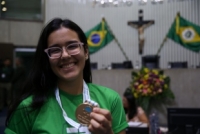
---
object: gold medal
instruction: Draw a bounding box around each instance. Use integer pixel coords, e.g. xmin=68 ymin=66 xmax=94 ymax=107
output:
xmin=75 ymin=102 xmax=94 ymax=126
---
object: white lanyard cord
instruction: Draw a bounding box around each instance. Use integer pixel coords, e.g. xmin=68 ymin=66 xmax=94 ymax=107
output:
xmin=83 ymin=81 xmax=90 ymax=102
xmin=55 ymin=80 xmax=91 ymax=129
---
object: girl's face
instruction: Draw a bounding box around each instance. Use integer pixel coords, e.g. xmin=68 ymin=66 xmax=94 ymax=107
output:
xmin=47 ymin=27 xmax=88 ymax=83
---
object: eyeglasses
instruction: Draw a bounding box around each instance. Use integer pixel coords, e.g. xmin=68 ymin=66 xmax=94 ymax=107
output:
xmin=44 ymin=42 xmax=84 ymax=59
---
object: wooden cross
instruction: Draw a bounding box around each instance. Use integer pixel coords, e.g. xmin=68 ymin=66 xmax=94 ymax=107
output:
xmin=128 ymin=9 xmax=154 ymax=54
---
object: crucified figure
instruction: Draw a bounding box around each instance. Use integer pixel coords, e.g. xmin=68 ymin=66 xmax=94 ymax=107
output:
xmin=128 ymin=9 xmax=154 ymax=54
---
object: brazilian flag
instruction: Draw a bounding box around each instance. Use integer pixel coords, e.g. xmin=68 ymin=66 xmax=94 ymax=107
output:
xmin=85 ymin=19 xmax=114 ymax=54
xmin=167 ymin=14 xmax=200 ymax=52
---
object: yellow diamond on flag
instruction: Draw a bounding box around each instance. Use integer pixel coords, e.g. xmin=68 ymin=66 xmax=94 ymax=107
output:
xmin=85 ymin=19 xmax=114 ymax=54
xmin=167 ymin=14 xmax=200 ymax=52
xmin=87 ymin=31 xmax=107 ymax=47
xmin=179 ymin=26 xmax=200 ymax=43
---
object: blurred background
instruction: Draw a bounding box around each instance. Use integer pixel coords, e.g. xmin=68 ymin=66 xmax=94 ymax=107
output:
xmin=0 ymin=0 xmax=200 ymax=133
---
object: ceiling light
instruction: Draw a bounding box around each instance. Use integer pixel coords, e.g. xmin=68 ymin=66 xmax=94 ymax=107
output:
xmin=2 ymin=7 xmax=7 ymax=12
xmin=1 ymin=1 xmax=5 ymax=5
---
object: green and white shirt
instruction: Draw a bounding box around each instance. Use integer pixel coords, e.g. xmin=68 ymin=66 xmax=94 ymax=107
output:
xmin=5 ymin=83 xmax=128 ymax=134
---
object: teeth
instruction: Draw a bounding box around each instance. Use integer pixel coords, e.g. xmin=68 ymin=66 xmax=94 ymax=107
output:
xmin=62 ymin=63 xmax=74 ymax=68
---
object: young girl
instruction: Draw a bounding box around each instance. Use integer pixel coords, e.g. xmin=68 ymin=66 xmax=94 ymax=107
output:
xmin=123 ymin=88 xmax=149 ymax=126
xmin=5 ymin=18 xmax=128 ymax=134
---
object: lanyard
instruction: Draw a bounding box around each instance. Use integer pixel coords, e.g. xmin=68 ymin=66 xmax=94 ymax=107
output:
xmin=55 ymin=80 xmax=97 ymax=129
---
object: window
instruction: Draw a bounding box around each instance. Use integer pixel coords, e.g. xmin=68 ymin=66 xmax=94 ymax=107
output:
xmin=14 ymin=47 xmax=36 ymax=70
xmin=0 ymin=0 xmax=43 ymax=21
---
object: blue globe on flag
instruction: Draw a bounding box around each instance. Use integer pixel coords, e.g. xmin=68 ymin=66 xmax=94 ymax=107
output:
xmin=91 ymin=33 xmax=101 ymax=44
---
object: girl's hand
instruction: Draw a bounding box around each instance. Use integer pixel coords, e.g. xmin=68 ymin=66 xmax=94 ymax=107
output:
xmin=88 ymin=107 xmax=113 ymax=134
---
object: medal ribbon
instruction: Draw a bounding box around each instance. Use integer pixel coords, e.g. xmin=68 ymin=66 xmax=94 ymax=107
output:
xmin=55 ymin=80 xmax=97 ymax=129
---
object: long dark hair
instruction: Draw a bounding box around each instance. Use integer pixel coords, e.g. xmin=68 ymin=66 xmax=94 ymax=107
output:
xmin=123 ymin=88 xmax=137 ymax=120
xmin=6 ymin=18 xmax=92 ymax=125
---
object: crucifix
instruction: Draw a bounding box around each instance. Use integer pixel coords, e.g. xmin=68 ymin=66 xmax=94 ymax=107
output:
xmin=128 ymin=9 xmax=154 ymax=54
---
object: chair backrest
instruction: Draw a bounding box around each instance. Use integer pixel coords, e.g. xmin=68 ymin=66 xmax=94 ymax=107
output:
xmin=142 ymin=55 xmax=160 ymax=69
xmin=123 ymin=61 xmax=133 ymax=69
xmin=111 ymin=61 xmax=133 ymax=69
xmin=169 ymin=61 xmax=188 ymax=68
xmin=90 ymin=62 xmax=98 ymax=70
xmin=111 ymin=63 xmax=124 ymax=69
xmin=126 ymin=127 xmax=149 ymax=134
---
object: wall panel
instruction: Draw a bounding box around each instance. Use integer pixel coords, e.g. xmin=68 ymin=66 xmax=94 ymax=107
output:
xmin=45 ymin=0 xmax=200 ymax=69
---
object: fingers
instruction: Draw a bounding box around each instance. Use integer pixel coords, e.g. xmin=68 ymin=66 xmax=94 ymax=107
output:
xmin=92 ymin=107 xmax=112 ymax=121
xmin=88 ymin=119 xmax=107 ymax=134
xmin=88 ymin=108 xmax=113 ymax=134
xmin=88 ymin=118 xmax=112 ymax=134
xmin=91 ymin=110 xmax=111 ymax=127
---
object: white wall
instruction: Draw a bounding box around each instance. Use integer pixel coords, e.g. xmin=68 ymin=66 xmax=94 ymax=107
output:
xmin=92 ymin=68 xmax=200 ymax=125
xmin=0 ymin=20 xmax=43 ymax=46
xmin=45 ymin=0 xmax=200 ymax=69
xmin=0 ymin=0 xmax=199 ymax=68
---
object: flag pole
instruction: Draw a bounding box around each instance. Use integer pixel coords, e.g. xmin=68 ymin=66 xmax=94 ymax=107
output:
xmin=156 ymin=12 xmax=180 ymax=55
xmin=156 ymin=37 xmax=168 ymax=55
xmin=102 ymin=18 xmax=129 ymax=61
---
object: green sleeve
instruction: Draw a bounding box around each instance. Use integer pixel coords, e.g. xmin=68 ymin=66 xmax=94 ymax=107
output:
xmin=111 ymin=93 xmax=128 ymax=134
xmin=5 ymin=102 xmax=32 ymax=134
xmin=4 ymin=128 xmax=17 ymax=134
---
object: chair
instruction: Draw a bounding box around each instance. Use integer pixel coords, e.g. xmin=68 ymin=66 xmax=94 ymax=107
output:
xmin=142 ymin=55 xmax=159 ymax=69
xmin=123 ymin=61 xmax=133 ymax=69
xmin=111 ymin=63 xmax=124 ymax=69
xmin=111 ymin=61 xmax=133 ymax=69
xmin=90 ymin=62 xmax=98 ymax=70
xmin=169 ymin=61 xmax=187 ymax=68
xmin=126 ymin=127 xmax=149 ymax=134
